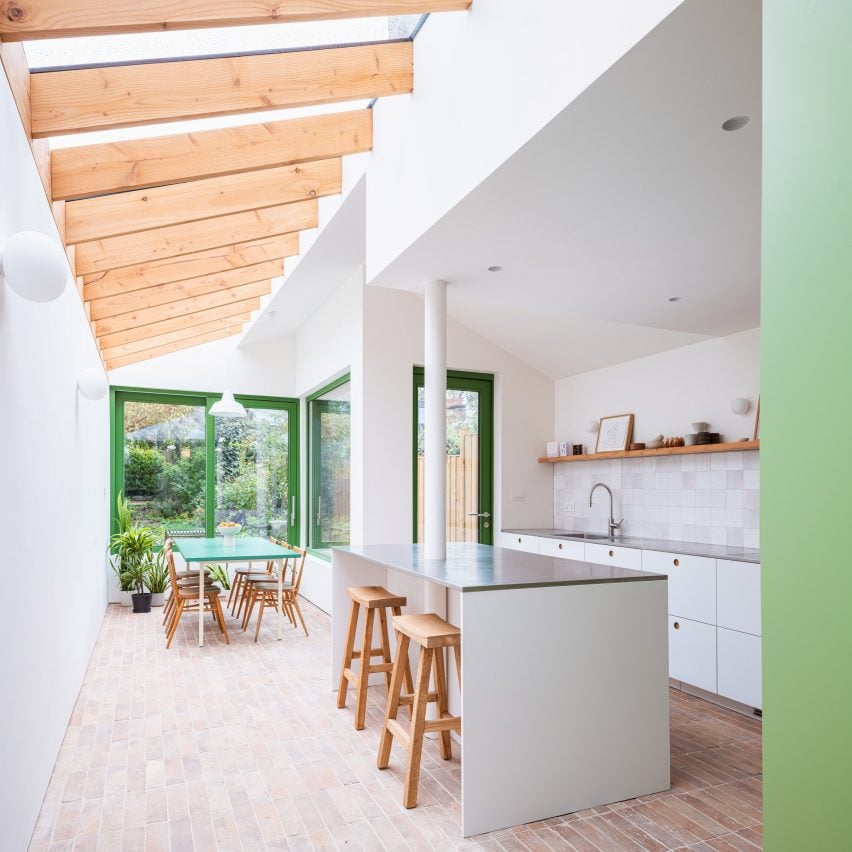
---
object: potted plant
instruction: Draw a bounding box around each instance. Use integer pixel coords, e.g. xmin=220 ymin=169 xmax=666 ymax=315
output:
xmin=110 ymin=525 xmax=158 ymax=613
xmin=145 ymin=551 xmax=169 ymax=607
xmin=110 ymin=493 xmax=136 ymax=605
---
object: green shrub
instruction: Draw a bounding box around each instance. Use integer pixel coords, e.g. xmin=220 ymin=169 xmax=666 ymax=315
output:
xmin=125 ymin=444 xmax=164 ymax=498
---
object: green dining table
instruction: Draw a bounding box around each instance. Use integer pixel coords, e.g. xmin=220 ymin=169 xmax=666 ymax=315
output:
xmin=174 ymin=536 xmax=301 ymax=646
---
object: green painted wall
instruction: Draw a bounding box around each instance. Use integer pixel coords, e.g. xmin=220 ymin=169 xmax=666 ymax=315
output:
xmin=762 ymin=3 xmax=852 ymax=848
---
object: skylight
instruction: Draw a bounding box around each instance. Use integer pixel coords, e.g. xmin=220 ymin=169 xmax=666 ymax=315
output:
xmin=24 ymin=15 xmax=424 ymax=69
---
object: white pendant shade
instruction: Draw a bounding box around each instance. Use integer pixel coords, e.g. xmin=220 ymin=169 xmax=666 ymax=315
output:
xmin=77 ymin=367 xmax=108 ymax=400
xmin=0 ymin=230 xmax=68 ymax=303
xmin=210 ymin=390 xmax=247 ymax=418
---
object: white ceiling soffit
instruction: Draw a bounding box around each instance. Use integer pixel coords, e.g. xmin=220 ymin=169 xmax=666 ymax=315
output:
xmin=242 ymin=173 xmax=367 ymax=346
xmin=367 ymin=0 xmax=761 ymax=379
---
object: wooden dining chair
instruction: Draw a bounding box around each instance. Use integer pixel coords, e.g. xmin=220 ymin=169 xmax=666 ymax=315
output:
xmin=162 ymin=541 xmax=229 ymax=648
xmin=241 ymin=542 xmax=309 ymax=641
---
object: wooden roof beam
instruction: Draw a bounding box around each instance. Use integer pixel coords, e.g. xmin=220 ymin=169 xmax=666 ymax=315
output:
xmin=31 ymin=42 xmax=412 ymax=137
xmin=102 ymin=313 xmax=252 ymax=363
xmin=106 ymin=324 xmax=245 ymax=370
xmin=51 ymin=109 xmax=371 ymax=201
xmin=75 ymin=199 xmax=317 ymax=275
xmin=97 ymin=297 xmax=260 ymax=350
xmin=1 ymin=1 xmax=471 ymax=41
xmin=93 ymin=280 xmax=271 ymax=337
xmin=82 ymin=234 xmax=299 ymax=301
xmin=66 ymin=157 xmax=340 ymax=242
xmin=87 ymin=259 xmax=284 ymax=321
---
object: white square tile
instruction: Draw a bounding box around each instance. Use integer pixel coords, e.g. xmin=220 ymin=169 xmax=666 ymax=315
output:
xmin=743 ymin=469 xmax=760 ymax=490
xmin=711 ymin=490 xmax=726 ymax=508
xmin=726 ymin=491 xmax=743 ymax=509
xmin=725 ymin=451 xmax=744 ymax=470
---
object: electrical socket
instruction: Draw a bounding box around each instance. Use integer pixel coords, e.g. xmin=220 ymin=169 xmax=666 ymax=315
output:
xmin=565 ymin=502 xmax=575 ymax=512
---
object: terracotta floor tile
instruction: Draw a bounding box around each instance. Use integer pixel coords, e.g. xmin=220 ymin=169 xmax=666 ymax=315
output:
xmin=28 ymin=602 xmax=763 ymax=851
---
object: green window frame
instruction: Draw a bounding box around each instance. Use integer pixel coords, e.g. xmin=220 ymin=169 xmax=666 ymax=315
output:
xmin=307 ymin=373 xmax=352 ymax=553
xmin=412 ymin=368 xmax=494 ymax=545
xmin=110 ymin=385 xmax=300 ymax=543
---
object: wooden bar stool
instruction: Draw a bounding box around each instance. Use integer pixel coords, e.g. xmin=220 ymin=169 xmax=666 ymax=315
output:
xmin=337 ymin=586 xmax=412 ymax=730
xmin=377 ymin=613 xmax=461 ymax=809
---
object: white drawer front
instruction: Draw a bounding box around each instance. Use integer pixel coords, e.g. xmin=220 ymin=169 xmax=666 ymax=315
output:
xmin=584 ymin=542 xmax=642 ymax=571
xmin=538 ymin=537 xmax=584 ymax=560
xmin=498 ymin=533 xmax=541 ymax=553
xmin=718 ymin=628 xmax=762 ymax=709
xmin=669 ymin=616 xmax=717 ymax=693
xmin=644 ymin=550 xmax=716 ymax=625
xmin=717 ymin=560 xmax=761 ymax=636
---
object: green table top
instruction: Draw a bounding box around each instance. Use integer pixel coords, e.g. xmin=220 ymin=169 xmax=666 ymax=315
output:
xmin=174 ymin=536 xmax=299 ymax=562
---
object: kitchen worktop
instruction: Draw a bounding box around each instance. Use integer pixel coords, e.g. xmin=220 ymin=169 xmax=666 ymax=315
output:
xmin=333 ymin=542 xmax=664 ymax=592
xmin=503 ymin=529 xmax=761 ymax=563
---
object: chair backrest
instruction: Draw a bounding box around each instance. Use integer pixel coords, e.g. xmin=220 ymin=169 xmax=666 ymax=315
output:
xmin=163 ymin=539 xmax=178 ymax=588
xmin=269 ymin=536 xmax=304 ymax=589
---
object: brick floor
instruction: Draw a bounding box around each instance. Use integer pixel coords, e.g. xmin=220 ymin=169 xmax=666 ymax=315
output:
xmin=30 ymin=599 xmax=763 ymax=851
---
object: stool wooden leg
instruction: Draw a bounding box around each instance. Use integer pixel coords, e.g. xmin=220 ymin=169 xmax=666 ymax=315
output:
xmin=337 ymin=601 xmax=360 ymax=709
xmin=378 ymin=606 xmax=393 ymax=690
xmin=355 ymin=608 xmax=375 ymax=730
xmin=392 ymin=606 xmax=415 ymax=697
xmin=433 ymin=648 xmax=453 ymax=760
xmin=404 ymin=647 xmax=434 ymax=809
xmin=377 ymin=632 xmax=410 ymax=769
xmin=453 ymin=643 xmax=462 ymax=687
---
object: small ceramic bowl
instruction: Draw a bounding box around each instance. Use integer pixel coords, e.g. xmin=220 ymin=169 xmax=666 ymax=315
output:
xmin=691 ymin=421 xmax=710 ymax=433
xmin=646 ymin=439 xmax=664 ymax=449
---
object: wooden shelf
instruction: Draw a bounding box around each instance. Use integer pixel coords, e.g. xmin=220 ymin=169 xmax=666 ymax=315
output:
xmin=538 ymin=439 xmax=760 ymax=464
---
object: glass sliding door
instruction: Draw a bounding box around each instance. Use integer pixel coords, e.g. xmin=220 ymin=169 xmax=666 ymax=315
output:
xmin=120 ymin=398 xmax=207 ymax=539
xmin=413 ymin=369 xmax=494 ymax=545
xmin=309 ymin=376 xmax=351 ymax=551
xmin=214 ymin=403 xmax=296 ymax=541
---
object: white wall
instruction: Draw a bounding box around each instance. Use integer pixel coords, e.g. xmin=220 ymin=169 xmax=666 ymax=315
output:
xmin=555 ymin=328 xmax=760 ymax=447
xmin=360 ymin=287 xmax=554 ymax=545
xmin=367 ymin=0 xmax=683 ymax=280
xmin=108 ymin=333 xmax=299 ymax=397
xmin=0 ymin=71 xmax=110 ymax=850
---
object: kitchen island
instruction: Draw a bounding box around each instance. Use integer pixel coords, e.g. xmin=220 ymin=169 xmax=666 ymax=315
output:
xmin=332 ymin=543 xmax=670 ymax=836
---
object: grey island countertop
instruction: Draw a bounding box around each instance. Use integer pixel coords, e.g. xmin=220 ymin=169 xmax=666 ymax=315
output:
xmin=503 ymin=529 xmax=760 ymax=564
xmin=333 ymin=542 xmax=664 ymax=592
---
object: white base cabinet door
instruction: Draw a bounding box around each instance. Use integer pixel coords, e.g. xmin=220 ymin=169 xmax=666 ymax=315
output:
xmin=717 ymin=628 xmax=762 ymax=709
xmin=644 ymin=551 xmax=716 ymax=626
xmin=669 ymin=616 xmax=717 ymax=693
xmin=584 ymin=543 xmax=643 ymax=571
xmin=538 ymin=537 xmax=584 ymax=560
xmin=498 ymin=533 xmax=541 ymax=553
xmin=717 ymin=560 xmax=761 ymax=636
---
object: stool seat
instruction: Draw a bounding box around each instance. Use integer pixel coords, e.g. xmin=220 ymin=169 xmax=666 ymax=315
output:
xmin=348 ymin=586 xmax=407 ymax=610
xmin=392 ymin=613 xmax=461 ymax=648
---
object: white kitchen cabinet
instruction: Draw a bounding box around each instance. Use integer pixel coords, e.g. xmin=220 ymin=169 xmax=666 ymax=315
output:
xmin=584 ymin=542 xmax=643 ymax=571
xmin=718 ymin=628 xmax=762 ymax=708
xmin=538 ymin=537 xmax=585 ymax=560
xmin=717 ymin=560 xmax=761 ymax=636
xmin=668 ymin=615 xmax=717 ymax=693
xmin=643 ymin=550 xmax=716 ymax=626
xmin=498 ymin=533 xmax=541 ymax=553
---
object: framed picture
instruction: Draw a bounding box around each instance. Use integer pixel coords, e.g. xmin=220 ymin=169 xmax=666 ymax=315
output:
xmin=595 ymin=413 xmax=634 ymax=453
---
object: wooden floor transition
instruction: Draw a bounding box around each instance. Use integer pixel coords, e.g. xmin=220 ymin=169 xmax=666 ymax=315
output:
xmin=30 ymin=599 xmax=763 ymax=851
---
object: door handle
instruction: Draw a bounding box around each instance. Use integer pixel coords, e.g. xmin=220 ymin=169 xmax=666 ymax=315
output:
xmin=290 ymin=496 xmax=296 ymax=527
xmin=468 ymin=512 xmax=491 ymax=518
xmin=316 ymin=495 xmax=322 ymax=526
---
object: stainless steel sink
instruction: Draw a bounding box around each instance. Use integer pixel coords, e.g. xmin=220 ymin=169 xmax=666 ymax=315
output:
xmin=555 ymin=532 xmax=613 ymax=541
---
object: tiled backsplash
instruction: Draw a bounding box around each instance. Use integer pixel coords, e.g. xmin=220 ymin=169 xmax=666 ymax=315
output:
xmin=553 ymin=450 xmax=759 ymax=548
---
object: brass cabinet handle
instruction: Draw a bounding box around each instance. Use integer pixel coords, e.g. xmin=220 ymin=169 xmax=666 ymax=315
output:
xmin=609 ymin=550 xmax=614 ymax=557
xmin=673 ymin=621 xmax=680 ymax=630
xmin=518 ymin=537 xmax=522 ymax=544
xmin=558 ymin=543 xmax=563 ymax=550
xmin=673 ymin=558 xmax=680 ymax=567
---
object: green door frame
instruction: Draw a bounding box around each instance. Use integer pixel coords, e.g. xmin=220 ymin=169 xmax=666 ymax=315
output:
xmin=110 ymin=385 xmax=300 ymax=543
xmin=412 ymin=368 xmax=494 ymax=545
xmin=306 ymin=373 xmax=351 ymax=550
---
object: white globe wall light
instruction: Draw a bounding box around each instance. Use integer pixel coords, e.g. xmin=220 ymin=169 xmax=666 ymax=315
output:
xmin=0 ymin=230 xmax=68 ymax=303
xmin=730 ymin=397 xmax=751 ymax=415
xmin=78 ymin=367 xmax=109 ymax=401
xmin=585 ymin=419 xmax=599 ymax=434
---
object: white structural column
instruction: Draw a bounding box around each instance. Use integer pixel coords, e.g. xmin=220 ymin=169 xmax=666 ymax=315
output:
xmin=424 ymin=279 xmax=448 ymax=561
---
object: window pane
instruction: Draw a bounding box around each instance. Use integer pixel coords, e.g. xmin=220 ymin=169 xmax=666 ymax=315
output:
xmin=416 ymin=387 xmax=481 ymax=543
xmin=123 ymin=401 xmax=206 ymax=539
xmin=311 ymin=382 xmax=351 ymax=548
xmin=214 ymin=408 xmax=291 ymax=539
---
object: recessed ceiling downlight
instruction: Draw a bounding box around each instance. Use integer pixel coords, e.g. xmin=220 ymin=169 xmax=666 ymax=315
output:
xmin=722 ymin=115 xmax=750 ymax=132
xmin=487 ymin=265 xmax=503 ymax=273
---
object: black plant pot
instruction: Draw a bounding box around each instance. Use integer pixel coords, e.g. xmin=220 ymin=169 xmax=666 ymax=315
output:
xmin=132 ymin=592 xmax=152 ymax=613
